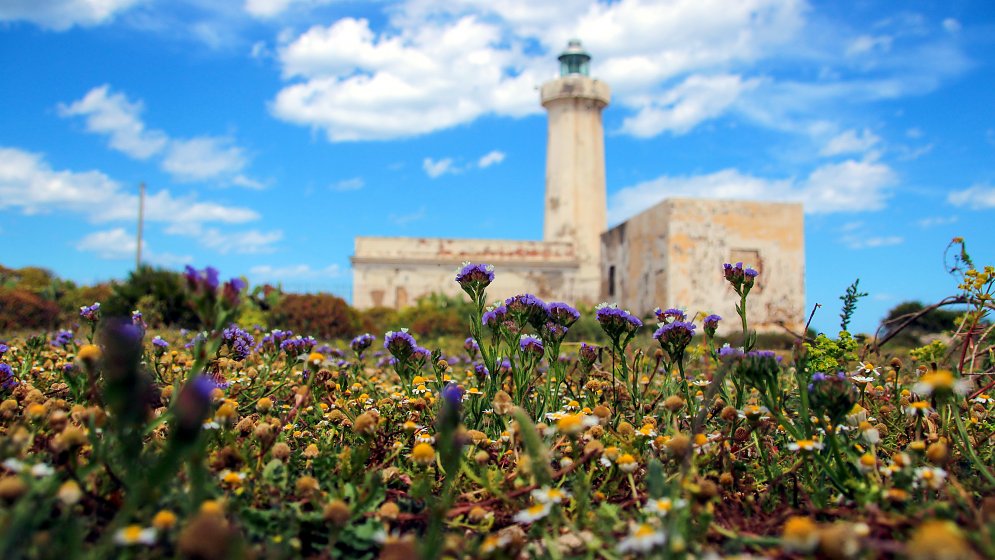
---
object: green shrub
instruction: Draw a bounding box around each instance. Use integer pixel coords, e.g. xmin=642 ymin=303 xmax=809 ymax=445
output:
xmin=104 ymin=266 xmax=200 ymax=328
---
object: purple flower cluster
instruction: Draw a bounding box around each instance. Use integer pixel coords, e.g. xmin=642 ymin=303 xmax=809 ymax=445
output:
xmin=131 ymin=310 xmax=147 ymax=333
xmin=722 ymin=262 xmax=759 ymax=293
xmin=79 ymin=302 xmax=101 ymax=322
xmin=654 ymin=321 xmax=696 ymax=362
xmin=185 ymin=331 xmax=208 ymax=350
xmin=455 ymin=262 xmax=495 ymax=298
xmin=463 ymin=337 xmax=479 ymax=353
xmin=51 ymin=330 xmax=74 ymax=348
xmin=222 ymin=326 xmax=255 ymax=361
xmin=261 ymin=329 xmax=293 ymax=353
xmin=184 ymin=265 xmax=220 ymax=292
xmin=717 ymin=345 xmax=744 ymax=361
xmin=578 ymin=343 xmax=600 ymax=372
xmin=350 ymin=333 xmax=376 ymax=356
xmin=152 ymin=336 xmax=169 ymax=356
xmin=473 ymin=362 xmax=489 ymax=380
xmin=280 ymin=336 xmax=316 ymax=356
xmin=703 ymin=314 xmax=722 ymax=336
xmin=222 ymin=277 xmax=247 ymax=306
xmin=482 ymin=304 xmax=508 ymax=330
xmin=519 ymin=334 xmax=545 ymax=356
xmin=654 ymin=307 xmax=686 ymax=323
xmin=384 ymin=329 xmax=418 ymax=362
xmin=0 ymin=363 xmax=17 ymax=391
xmin=505 ymin=294 xmax=549 ymax=329
xmin=808 ymin=371 xmax=858 ymax=424
xmin=595 ymin=303 xmax=643 ymax=342
xmin=0 ymin=343 xmax=7 ymax=357
xmin=547 ymin=302 xmax=580 ymax=327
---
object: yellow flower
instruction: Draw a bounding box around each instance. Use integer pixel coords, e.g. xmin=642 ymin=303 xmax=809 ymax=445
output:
xmin=114 ymin=524 xmax=156 ymax=546
xmin=788 ymin=438 xmax=824 ymax=452
xmin=907 ymin=520 xmax=974 ymax=560
xmin=77 ymin=344 xmax=102 ymax=364
xmin=782 ymin=516 xmax=819 ymax=553
xmin=411 ymin=442 xmax=435 ymax=465
xmin=256 ymin=397 xmax=273 ymax=413
xmin=152 ymin=510 xmax=178 ymax=530
xmin=617 ymin=453 xmax=638 ymax=473
xmin=914 ymin=370 xmax=971 ymax=397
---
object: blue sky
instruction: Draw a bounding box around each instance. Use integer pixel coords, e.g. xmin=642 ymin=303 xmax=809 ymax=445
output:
xmin=1 ymin=0 xmax=993 ymax=335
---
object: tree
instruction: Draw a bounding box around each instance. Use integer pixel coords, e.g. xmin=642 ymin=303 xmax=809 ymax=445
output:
xmin=879 ymin=300 xmax=960 ymax=347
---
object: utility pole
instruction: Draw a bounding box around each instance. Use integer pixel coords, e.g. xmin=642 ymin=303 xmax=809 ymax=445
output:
xmin=136 ymin=182 xmax=145 ymax=270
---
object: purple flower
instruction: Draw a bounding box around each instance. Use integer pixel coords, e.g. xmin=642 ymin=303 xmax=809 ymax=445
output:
xmin=151 ymin=336 xmax=169 ymax=357
xmin=654 ymin=307 xmax=686 ymax=324
xmin=350 ymin=333 xmax=375 ymax=356
xmin=498 ymin=358 xmax=512 ymax=373
xmin=547 ymin=302 xmax=580 ymax=328
xmin=717 ymin=345 xmax=744 ymax=361
xmin=51 ymin=330 xmax=74 ymax=348
xmin=441 ymin=382 xmax=465 ymax=405
xmin=222 ymin=326 xmax=255 ymax=361
xmin=703 ymin=314 xmax=722 ymax=336
xmin=473 ymin=362 xmax=489 ymax=380
xmin=79 ymin=302 xmax=101 ymax=322
xmin=384 ymin=329 xmax=418 ymax=361
xmin=482 ymin=304 xmax=508 ymax=329
xmin=184 ymin=266 xmax=221 ymax=293
xmin=595 ymin=303 xmax=642 ymax=342
xmin=262 ymin=329 xmax=293 ymax=353
xmin=654 ymin=321 xmax=696 ymax=362
xmin=519 ymin=334 xmax=544 ymax=356
xmin=222 ymin=277 xmax=246 ymax=306
xmin=506 ymin=294 xmax=549 ymax=329
xmin=455 ymin=262 xmax=495 ymax=298
xmin=464 ymin=337 xmax=479 ymax=353
xmin=722 ymin=262 xmax=758 ymax=293
xmin=0 ymin=343 xmax=7 ymax=357
xmin=280 ymin=336 xmax=316 ymax=356
xmin=0 ymin=363 xmax=17 ymax=391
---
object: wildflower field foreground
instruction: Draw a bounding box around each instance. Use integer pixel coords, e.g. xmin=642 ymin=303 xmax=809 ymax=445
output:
xmin=1 ymin=242 xmax=993 ymax=559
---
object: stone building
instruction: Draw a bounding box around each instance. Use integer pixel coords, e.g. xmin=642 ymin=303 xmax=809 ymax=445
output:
xmin=351 ymin=40 xmax=805 ymax=334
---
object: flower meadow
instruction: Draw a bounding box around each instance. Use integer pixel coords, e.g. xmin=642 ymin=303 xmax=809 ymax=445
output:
xmin=1 ymin=243 xmax=994 ymax=559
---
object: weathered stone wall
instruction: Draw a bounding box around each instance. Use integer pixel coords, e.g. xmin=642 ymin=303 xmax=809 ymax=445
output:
xmin=602 ymin=198 xmax=805 ymax=334
xmin=351 ymin=237 xmax=582 ymax=309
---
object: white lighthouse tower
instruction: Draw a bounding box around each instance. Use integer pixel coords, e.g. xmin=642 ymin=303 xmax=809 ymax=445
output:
xmin=540 ymin=40 xmax=611 ymax=303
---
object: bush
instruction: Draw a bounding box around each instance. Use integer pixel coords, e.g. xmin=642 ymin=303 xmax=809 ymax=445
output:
xmin=104 ymin=266 xmax=200 ymax=328
xmin=272 ymin=293 xmax=360 ymax=340
xmin=0 ymin=288 xmax=60 ymax=332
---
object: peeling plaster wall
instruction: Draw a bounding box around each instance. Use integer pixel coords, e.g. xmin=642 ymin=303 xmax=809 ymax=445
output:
xmin=351 ymin=237 xmax=583 ymax=309
xmin=602 ymin=199 xmax=805 ymax=334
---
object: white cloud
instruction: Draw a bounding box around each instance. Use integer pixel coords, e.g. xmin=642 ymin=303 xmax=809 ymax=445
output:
xmin=423 ymin=157 xmax=457 ymax=178
xmin=948 ymin=184 xmax=995 ymax=209
xmin=820 ymin=128 xmax=881 ymax=156
xmin=916 ymin=216 xmax=958 ymax=228
xmin=162 ymin=137 xmax=247 ymax=182
xmin=477 ymin=150 xmax=506 ymax=168
xmin=57 ymin=85 xmax=168 ymax=159
xmin=168 ymin=224 xmax=283 ymax=254
xmin=607 ymin=158 xmax=896 ymax=224
xmin=331 ymin=177 xmax=364 ymax=191
xmin=845 ymin=34 xmax=893 ymax=57
xmin=389 ymin=207 xmax=427 ymax=226
xmin=244 ymin=0 xmax=332 ymax=19
xmin=942 ymin=18 xmax=961 ymax=33
xmin=77 ymin=228 xmax=139 ymax=259
xmin=270 ymin=0 xmax=806 ymax=141
xmin=249 ymin=263 xmax=342 ymax=279
xmin=0 ymin=0 xmax=140 ymax=31
xmin=60 ymin=85 xmax=257 ymax=186
xmin=620 ymin=74 xmax=758 ymax=137
xmin=75 ymin=227 xmax=193 ymax=265
xmin=843 ymin=235 xmax=904 ymax=250
xmin=0 ymin=146 xmax=258 ymax=225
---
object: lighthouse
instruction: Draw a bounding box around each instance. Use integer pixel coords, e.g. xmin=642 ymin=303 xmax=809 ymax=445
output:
xmin=541 ymin=39 xmax=611 ymax=302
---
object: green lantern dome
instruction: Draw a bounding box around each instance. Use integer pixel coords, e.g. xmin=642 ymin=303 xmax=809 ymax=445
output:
xmin=558 ymin=39 xmax=591 ymax=77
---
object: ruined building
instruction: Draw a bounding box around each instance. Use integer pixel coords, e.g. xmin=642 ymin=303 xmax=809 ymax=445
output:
xmin=351 ymin=41 xmax=805 ymax=333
